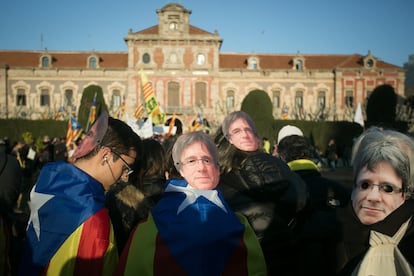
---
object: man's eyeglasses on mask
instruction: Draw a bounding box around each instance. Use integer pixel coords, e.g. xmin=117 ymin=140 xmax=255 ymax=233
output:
xmin=357 ymin=182 xmax=404 ymax=194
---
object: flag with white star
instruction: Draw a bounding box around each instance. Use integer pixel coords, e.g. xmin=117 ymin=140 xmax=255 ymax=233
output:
xmin=18 ymin=161 xmax=117 ymax=275
xmin=115 ymin=178 xmax=267 ymax=276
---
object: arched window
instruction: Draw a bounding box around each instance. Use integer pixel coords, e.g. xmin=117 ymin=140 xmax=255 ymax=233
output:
xmin=41 ymin=56 xmax=50 ymax=68
xmin=296 ymin=59 xmax=303 ymax=71
xmin=88 ymin=57 xmax=97 ymax=68
xmin=142 ymin=53 xmax=151 ymax=64
xmin=249 ymin=58 xmax=257 ymax=69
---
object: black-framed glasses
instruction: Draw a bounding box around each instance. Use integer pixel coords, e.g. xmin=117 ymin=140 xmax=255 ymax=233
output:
xmin=112 ymin=151 xmax=134 ymax=176
xmin=357 ymin=182 xmax=404 ymax=194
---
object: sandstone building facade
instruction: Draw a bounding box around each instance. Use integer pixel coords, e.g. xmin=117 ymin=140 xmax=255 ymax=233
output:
xmin=0 ymin=3 xmax=405 ymax=131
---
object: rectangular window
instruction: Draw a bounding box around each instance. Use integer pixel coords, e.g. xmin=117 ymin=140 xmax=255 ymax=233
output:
xmin=168 ymin=82 xmax=180 ymax=107
xmin=195 ymin=82 xmax=207 ymax=107
xmin=295 ymin=91 xmax=303 ymax=108
xmin=40 ymin=89 xmax=50 ymax=106
xmin=112 ymin=90 xmax=121 ymax=108
xmin=317 ymin=92 xmax=325 ymax=109
xmin=17 ymin=89 xmax=26 ymax=106
xmin=64 ymin=89 xmax=73 ymax=107
xmin=226 ymin=90 xmax=235 ymax=109
xmin=272 ymin=90 xmax=280 ymax=108
xmin=345 ymin=90 xmax=354 ymax=108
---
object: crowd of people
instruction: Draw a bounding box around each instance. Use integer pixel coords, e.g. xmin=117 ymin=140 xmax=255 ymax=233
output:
xmin=1 ymin=110 xmax=414 ymax=275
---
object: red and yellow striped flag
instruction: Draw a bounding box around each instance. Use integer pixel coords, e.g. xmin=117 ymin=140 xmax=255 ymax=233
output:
xmin=86 ymin=92 xmax=97 ymax=132
xmin=134 ymin=104 xmax=144 ymax=120
xmin=140 ymin=69 xmax=164 ymax=125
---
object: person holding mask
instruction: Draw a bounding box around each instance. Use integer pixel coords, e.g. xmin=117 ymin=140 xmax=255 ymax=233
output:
xmin=18 ymin=111 xmax=142 ymax=276
xmin=115 ymin=131 xmax=266 ymax=276
xmin=334 ymin=127 xmax=414 ymax=275
xmin=215 ymin=111 xmax=307 ymax=276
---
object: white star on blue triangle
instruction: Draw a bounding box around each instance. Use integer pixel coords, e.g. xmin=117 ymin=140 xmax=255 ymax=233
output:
xmin=165 ymin=184 xmax=227 ymax=214
xmin=27 ymin=186 xmax=55 ymax=240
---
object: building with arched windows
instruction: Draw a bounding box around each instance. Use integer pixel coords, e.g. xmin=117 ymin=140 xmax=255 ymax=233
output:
xmin=0 ymin=3 xmax=405 ymax=131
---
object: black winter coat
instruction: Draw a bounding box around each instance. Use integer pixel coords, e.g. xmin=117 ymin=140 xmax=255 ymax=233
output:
xmin=0 ymin=153 xmax=22 ymax=214
xmin=218 ymin=151 xmax=307 ymax=276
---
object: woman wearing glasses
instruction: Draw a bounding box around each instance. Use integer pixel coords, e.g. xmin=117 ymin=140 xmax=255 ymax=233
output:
xmin=333 ymin=127 xmax=414 ymax=275
xmin=115 ymin=131 xmax=267 ymax=276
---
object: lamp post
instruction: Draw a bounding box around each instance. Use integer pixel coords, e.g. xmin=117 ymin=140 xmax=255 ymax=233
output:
xmin=5 ymin=64 xmax=9 ymax=119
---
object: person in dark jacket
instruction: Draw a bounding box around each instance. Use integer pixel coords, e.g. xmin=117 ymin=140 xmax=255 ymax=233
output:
xmin=214 ymin=111 xmax=307 ymax=276
xmin=0 ymin=152 xmax=23 ymax=275
xmin=277 ymin=134 xmax=351 ymax=275
xmin=277 ymin=134 xmax=351 ymax=210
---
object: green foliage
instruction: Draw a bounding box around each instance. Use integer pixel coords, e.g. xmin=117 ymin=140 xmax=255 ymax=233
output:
xmin=241 ymin=89 xmax=275 ymax=141
xmin=241 ymin=90 xmax=273 ymax=121
xmin=366 ymin=84 xmax=397 ymax=127
xmin=77 ymin=85 xmax=108 ymax=130
xmin=0 ymin=119 xmax=67 ymax=143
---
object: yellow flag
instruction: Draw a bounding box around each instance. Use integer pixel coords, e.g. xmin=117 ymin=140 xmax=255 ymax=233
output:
xmin=140 ymin=69 xmax=164 ymax=125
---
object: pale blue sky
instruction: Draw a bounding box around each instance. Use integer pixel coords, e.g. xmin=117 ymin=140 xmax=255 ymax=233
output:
xmin=1 ymin=0 xmax=413 ymax=67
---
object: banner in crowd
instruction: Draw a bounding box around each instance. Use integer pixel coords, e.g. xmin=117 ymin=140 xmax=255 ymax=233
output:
xmin=140 ymin=69 xmax=164 ymax=125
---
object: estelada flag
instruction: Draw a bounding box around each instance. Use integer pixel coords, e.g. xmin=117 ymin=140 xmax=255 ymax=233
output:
xmin=66 ymin=116 xmax=82 ymax=148
xmin=18 ymin=162 xmax=118 ymax=276
xmin=115 ymin=179 xmax=267 ymax=276
xmin=86 ymin=92 xmax=98 ymax=132
xmin=140 ymin=69 xmax=164 ymax=125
